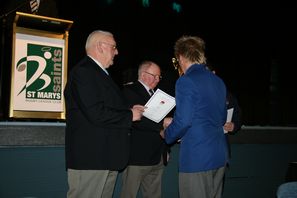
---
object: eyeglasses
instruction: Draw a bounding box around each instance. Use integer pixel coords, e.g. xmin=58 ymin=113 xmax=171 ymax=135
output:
xmin=99 ymin=41 xmax=117 ymax=50
xmin=143 ymin=71 xmax=162 ymax=80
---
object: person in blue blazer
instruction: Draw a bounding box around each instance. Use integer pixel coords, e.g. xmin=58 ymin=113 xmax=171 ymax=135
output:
xmin=163 ymin=35 xmax=228 ymax=198
xmin=64 ymin=30 xmax=145 ymax=198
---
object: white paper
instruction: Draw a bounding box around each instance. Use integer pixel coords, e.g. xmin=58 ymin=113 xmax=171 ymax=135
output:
xmin=143 ymin=89 xmax=175 ymax=123
xmin=224 ymin=108 xmax=234 ymax=134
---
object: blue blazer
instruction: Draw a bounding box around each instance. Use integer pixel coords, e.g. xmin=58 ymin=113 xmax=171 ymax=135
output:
xmin=165 ymin=64 xmax=228 ymax=173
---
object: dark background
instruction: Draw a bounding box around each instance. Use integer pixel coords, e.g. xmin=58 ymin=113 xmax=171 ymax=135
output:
xmin=1 ymin=0 xmax=296 ymax=126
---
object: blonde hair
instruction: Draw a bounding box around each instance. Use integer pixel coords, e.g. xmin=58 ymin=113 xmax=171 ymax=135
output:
xmin=174 ymin=35 xmax=207 ymax=64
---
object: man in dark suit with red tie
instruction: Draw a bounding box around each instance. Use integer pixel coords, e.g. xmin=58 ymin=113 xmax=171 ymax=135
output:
xmin=120 ymin=60 xmax=170 ymax=198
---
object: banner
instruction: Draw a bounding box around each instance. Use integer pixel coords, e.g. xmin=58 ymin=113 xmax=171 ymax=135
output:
xmin=9 ymin=12 xmax=73 ymax=119
xmin=13 ymin=33 xmax=65 ymax=112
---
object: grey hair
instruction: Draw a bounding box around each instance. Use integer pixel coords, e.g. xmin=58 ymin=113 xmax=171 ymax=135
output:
xmin=85 ymin=30 xmax=113 ymax=52
xmin=138 ymin=60 xmax=155 ymax=78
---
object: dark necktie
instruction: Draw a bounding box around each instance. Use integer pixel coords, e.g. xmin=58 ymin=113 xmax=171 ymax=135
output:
xmin=149 ymin=89 xmax=154 ymax=96
xmin=30 ymin=0 xmax=39 ymax=14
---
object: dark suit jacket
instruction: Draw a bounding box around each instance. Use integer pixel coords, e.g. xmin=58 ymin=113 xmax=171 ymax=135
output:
xmin=226 ymin=91 xmax=242 ymax=159
xmin=227 ymin=91 xmax=242 ymax=133
xmin=64 ymin=56 xmax=133 ymax=171
xmin=122 ymin=81 xmax=168 ymax=166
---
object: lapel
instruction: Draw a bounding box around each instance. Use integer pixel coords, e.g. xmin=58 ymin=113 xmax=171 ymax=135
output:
xmin=134 ymin=81 xmax=151 ymax=100
xmin=86 ymin=56 xmax=122 ymax=94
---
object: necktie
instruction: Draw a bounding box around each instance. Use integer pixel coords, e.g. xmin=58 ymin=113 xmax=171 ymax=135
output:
xmin=30 ymin=0 xmax=39 ymax=14
xmin=149 ymin=89 xmax=154 ymax=96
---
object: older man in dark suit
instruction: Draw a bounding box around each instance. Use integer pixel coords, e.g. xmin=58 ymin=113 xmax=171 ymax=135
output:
xmin=120 ymin=60 xmax=169 ymax=198
xmin=64 ymin=30 xmax=145 ymax=198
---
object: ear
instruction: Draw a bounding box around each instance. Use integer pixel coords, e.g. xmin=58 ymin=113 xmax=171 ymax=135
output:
xmin=96 ymin=43 xmax=103 ymax=53
xmin=140 ymin=72 xmax=146 ymax=80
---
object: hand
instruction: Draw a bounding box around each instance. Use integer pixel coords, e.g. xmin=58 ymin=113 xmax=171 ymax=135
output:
xmin=160 ymin=129 xmax=165 ymax=139
xmin=163 ymin=117 xmax=173 ymax=129
xmin=223 ymin=122 xmax=234 ymax=133
xmin=166 ymin=152 xmax=170 ymax=163
xmin=131 ymin=105 xmax=146 ymax=121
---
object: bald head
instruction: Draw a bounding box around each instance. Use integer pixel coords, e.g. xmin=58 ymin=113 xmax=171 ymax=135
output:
xmin=85 ymin=30 xmax=113 ymax=54
xmin=84 ymin=30 xmax=118 ymax=68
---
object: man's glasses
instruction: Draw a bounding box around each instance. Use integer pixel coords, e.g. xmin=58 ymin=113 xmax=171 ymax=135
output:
xmin=99 ymin=41 xmax=117 ymax=50
xmin=143 ymin=71 xmax=162 ymax=80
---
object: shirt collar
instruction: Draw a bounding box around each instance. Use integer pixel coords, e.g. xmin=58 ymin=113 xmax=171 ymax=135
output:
xmin=88 ymin=55 xmax=109 ymax=75
xmin=138 ymin=80 xmax=151 ymax=93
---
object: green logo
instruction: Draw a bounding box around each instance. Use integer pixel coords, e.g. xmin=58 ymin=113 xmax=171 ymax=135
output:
xmin=16 ymin=43 xmax=63 ymax=100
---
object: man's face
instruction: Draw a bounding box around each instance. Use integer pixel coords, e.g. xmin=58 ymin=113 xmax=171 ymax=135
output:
xmin=141 ymin=64 xmax=161 ymax=89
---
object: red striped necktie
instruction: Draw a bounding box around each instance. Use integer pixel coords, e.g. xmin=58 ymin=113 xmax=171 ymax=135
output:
xmin=30 ymin=0 xmax=39 ymax=14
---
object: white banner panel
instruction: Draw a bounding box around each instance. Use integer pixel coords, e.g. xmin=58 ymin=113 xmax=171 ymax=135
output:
xmin=13 ymin=33 xmax=65 ymax=112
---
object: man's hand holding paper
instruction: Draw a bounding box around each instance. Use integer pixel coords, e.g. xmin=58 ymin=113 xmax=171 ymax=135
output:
xmin=143 ymin=89 xmax=175 ymax=123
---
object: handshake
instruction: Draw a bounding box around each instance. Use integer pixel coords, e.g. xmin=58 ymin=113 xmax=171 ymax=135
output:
xmin=160 ymin=117 xmax=173 ymax=139
xmin=130 ymin=105 xmax=173 ymax=139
